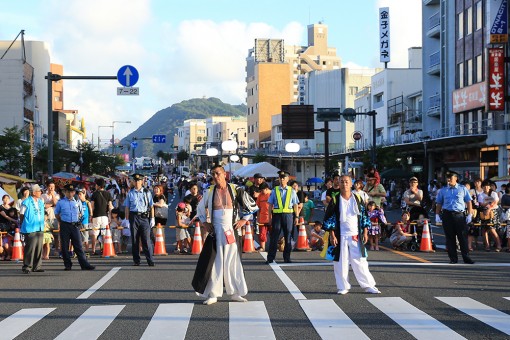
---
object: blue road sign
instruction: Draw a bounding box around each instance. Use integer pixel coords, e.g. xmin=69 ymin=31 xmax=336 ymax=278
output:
xmin=152 ymin=135 xmax=166 ymax=143
xmin=131 ymin=141 xmax=138 ymax=149
xmin=117 ymin=65 xmax=139 ymax=87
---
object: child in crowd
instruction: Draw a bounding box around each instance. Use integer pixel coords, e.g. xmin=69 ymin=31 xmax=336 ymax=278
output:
xmin=367 ymin=201 xmax=387 ymax=251
xmin=109 ymin=208 xmax=122 ymax=254
xmin=77 ymin=188 xmax=92 ymax=254
xmin=42 ymin=211 xmax=54 ymax=260
xmin=1 ymin=220 xmax=12 ymax=261
xmin=390 ymin=211 xmax=415 ymax=250
xmin=309 ymin=221 xmax=325 ymax=251
xmin=119 ymin=211 xmax=131 ymax=254
xmin=301 ymin=194 xmax=315 ymax=223
xmin=175 ymin=202 xmax=191 ymax=254
xmin=255 ymin=182 xmax=271 ymax=251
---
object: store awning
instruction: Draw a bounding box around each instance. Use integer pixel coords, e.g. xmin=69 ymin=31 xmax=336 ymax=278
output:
xmin=0 ymin=172 xmax=36 ymax=183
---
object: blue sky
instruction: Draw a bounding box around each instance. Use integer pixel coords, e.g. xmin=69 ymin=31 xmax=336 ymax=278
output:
xmin=1 ymin=0 xmax=421 ymax=142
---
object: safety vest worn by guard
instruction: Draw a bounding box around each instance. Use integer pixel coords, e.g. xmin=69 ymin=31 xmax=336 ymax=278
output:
xmin=272 ymin=186 xmax=293 ymax=213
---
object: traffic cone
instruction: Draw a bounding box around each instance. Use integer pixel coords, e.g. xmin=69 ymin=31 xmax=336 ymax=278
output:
xmin=11 ymin=228 xmax=23 ymax=261
xmin=191 ymin=222 xmax=203 ymax=255
xmin=101 ymin=225 xmax=116 ymax=258
xmin=295 ymin=217 xmax=311 ymax=251
xmin=243 ymin=221 xmax=256 ymax=253
xmin=420 ymin=219 xmax=435 ymax=252
xmin=154 ymin=223 xmax=167 ymax=255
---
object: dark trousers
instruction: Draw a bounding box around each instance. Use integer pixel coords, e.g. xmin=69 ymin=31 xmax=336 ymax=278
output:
xmin=442 ymin=211 xmax=470 ymax=262
xmin=60 ymin=222 xmax=90 ymax=269
xmin=22 ymin=231 xmax=43 ymax=271
xmin=130 ymin=215 xmax=154 ymax=264
xmin=267 ymin=213 xmax=293 ymax=262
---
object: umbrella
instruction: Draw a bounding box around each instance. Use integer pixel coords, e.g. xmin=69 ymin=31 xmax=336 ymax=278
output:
xmin=379 ymin=168 xmax=413 ymax=179
xmin=306 ymin=177 xmax=324 ymax=185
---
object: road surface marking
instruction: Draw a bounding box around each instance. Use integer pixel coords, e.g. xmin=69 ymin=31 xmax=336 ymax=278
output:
xmin=140 ymin=303 xmax=194 ymax=340
xmin=437 ymin=297 xmax=510 ymax=335
xmin=277 ymin=261 xmax=510 ymax=267
xmin=378 ymin=245 xmax=431 ymax=263
xmin=0 ymin=308 xmax=55 ymax=340
xmin=300 ymin=299 xmax=369 ymax=340
xmin=368 ymin=297 xmax=465 ymax=340
xmin=259 ymin=252 xmax=306 ymax=300
xmin=54 ymin=305 xmax=125 ymax=340
xmin=76 ymin=267 xmax=121 ymax=299
xmin=229 ymin=301 xmax=275 ymax=340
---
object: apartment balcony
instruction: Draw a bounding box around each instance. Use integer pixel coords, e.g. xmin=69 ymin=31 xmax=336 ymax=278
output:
xmin=426 ymin=12 xmax=440 ymax=38
xmin=423 ymin=0 xmax=439 ymax=5
xmin=427 ymin=94 xmax=441 ymax=117
xmin=427 ymin=51 xmax=440 ymax=75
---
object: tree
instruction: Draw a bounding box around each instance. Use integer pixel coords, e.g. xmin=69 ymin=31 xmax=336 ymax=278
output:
xmin=0 ymin=126 xmax=33 ymax=176
xmin=253 ymin=152 xmax=267 ymax=163
xmin=176 ymin=150 xmax=189 ymax=164
xmin=34 ymin=141 xmax=73 ymax=174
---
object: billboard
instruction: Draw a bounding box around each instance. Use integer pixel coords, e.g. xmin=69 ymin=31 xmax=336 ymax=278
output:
xmin=488 ymin=47 xmax=505 ymax=111
xmin=489 ymin=0 xmax=508 ymax=43
xmin=379 ymin=7 xmax=390 ymax=63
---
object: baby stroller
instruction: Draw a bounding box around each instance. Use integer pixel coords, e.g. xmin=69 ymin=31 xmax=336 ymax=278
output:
xmin=407 ymin=219 xmax=436 ymax=251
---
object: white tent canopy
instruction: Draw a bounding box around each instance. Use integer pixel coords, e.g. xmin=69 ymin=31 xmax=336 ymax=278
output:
xmin=233 ymin=162 xmax=280 ymax=178
xmin=224 ymin=162 xmax=244 ymax=172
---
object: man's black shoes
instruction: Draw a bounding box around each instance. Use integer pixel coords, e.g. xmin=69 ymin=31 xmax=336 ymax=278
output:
xmin=82 ymin=265 xmax=95 ymax=270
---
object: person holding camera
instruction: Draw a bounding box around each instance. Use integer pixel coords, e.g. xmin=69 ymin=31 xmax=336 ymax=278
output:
xmin=124 ymin=173 xmax=155 ymax=267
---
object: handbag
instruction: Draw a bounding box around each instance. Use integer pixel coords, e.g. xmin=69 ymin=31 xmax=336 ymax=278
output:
xmin=192 ymin=233 xmax=217 ymax=294
xmin=155 ymin=205 xmax=168 ymax=219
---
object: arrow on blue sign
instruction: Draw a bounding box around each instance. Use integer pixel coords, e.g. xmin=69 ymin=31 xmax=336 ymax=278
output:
xmin=152 ymin=135 xmax=166 ymax=143
xmin=130 ymin=141 xmax=138 ymax=149
xmin=117 ymin=65 xmax=139 ymax=87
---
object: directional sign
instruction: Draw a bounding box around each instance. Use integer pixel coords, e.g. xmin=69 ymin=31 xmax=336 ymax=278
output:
xmin=152 ymin=135 xmax=166 ymax=143
xmin=117 ymin=87 xmax=139 ymax=96
xmin=130 ymin=141 xmax=138 ymax=149
xmin=117 ymin=65 xmax=139 ymax=87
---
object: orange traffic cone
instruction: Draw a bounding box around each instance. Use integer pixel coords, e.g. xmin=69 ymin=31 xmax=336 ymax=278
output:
xmin=420 ymin=219 xmax=435 ymax=252
xmin=243 ymin=221 xmax=256 ymax=253
xmin=101 ymin=225 xmax=116 ymax=258
xmin=11 ymin=228 xmax=23 ymax=261
xmin=191 ymin=222 xmax=203 ymax=255
xmin=295 ymin=217 xmax=311 ymax=251
xmin=154 ymin=223 xmax=167 ymax=255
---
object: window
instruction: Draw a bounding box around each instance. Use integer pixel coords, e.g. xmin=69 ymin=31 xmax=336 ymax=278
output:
xmin=349 ymin=86 xmax=358 ymax=95
xmin=458 ymin=62 xmax=464 ymax=88
xmin=374 ymin=93 xmax=383 ymax=103
xmin=466 ymin=6 xmax=472 ymax=36
xmin=476 ymin=54 xmax=483 ymax=83
xmin=458 ymin=12 xmax=464 ymax=39
xmin=475 ymin=1 xmax=482 ymax=31
xmin=467 ymin=59 xmax=473 ymax=86
xmin=197 ymin=136 xmax=202 ymax=142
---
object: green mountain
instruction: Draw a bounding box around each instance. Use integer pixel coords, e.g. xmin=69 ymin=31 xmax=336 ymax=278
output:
xmin=121 ymin=97 xmax=246 ymax=158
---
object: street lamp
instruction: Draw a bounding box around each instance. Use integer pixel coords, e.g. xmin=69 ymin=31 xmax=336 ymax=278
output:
xmin=206 ymin=147 xmax=219 ymax=172
xmin=111 ymin=120 xmax=131 ymax=155
xmin=222 ymin=140 xmax=238 ymax=180
xmin=285 ymin=142 xmax=300 ymax=174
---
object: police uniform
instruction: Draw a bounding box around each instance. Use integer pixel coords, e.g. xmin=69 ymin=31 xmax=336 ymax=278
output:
xmin=54 ymin=184 xmax=95 ymax=270
xmin=436 ymin=171 xmax=474 ymax=264
xmin=266 ymin=171 xmax=299 ymax=264
xmin=125 ymin=173 xmax=155 ymax=266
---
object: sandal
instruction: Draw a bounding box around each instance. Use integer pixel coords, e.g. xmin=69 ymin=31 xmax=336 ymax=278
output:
xmin=495 ymin=248 xmax=502 ymax=252
xmin=485 ymin=247 xmax=491 ymax=252
xmin=468 ymin=248 xmax=473 ymax=252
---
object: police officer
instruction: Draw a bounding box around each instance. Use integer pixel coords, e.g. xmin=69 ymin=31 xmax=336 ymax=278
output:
xmin=125 ymin=173 xmax=155 ymax=266
xmin=435 ymin=171 xmax=475 ymax=264
xmin=266 ymin=171 xmax=299 ymax=264
xmin=54 ymin=184 xmax=95 ymax=271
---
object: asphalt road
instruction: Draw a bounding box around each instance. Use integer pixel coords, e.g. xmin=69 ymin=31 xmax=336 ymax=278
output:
xmin=1 ymin=195 xmax=510 ymax=340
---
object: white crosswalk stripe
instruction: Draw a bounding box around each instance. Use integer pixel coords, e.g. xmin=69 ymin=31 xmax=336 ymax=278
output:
xmin=141 ymin=303 xmax=194 ymax=340
xmin=437 ymin=297 xmax=510 ymax=335
xmin=2 ymin=297 xmax=510 ymax=339
xmin=0 ymin=307 xmax=55 ymax=340
xmin=229 ymin=301 xmax=275 ymax=339
xmin=54 ymin=305 xmax=125 ymax=340
xmin=368 ymin=297 xmax=465 ymax=340
xmin=300 ymin=299 xmax=369 ymax=340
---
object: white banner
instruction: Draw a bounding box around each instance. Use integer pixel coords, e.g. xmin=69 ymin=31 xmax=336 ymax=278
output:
xmin=379 ymin=7 xmax=390 ymax=63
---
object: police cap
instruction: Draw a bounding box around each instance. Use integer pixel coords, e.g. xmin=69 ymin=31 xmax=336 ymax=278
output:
xmin=445 ymin=171 xmax=459 ymax=178
xmin=64 ymin=183 xmax=76 ymax=191
xmin=132 ymin=173 xmax=144 ymax=181
xmin=278 ymin=170 xmax=290 ymax=178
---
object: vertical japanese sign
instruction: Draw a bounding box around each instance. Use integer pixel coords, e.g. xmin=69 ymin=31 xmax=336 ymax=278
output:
xmin=489 ymin=0 xmax=508 ymax=43
xmin=488 ymin=47 xmax=505 ymax=111
xmin=379 ymin=7 xmax=390 ymax=63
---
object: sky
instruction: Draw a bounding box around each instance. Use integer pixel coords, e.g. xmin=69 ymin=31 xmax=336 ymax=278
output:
xmin=1 ymin=0 xmax=422 ymax=144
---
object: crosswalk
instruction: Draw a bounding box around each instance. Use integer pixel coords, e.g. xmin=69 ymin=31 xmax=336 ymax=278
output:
xmin=1 ymin=296 xmax=509 ymax=340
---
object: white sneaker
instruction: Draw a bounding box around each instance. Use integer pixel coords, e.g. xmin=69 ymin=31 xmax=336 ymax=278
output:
xmin=231 ymin=294 xmax=248 ymax=302
xmin=337 ymin=289 xmax=349 ymax=295
xmin=365 ymin=287 xmax=381 ymax=294
xmin=203 ymin=297 xmax=218 ymax=305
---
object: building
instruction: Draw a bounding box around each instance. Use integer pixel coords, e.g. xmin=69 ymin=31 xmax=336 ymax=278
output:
xmin=245 ymin=23 xmax=341 ymax=149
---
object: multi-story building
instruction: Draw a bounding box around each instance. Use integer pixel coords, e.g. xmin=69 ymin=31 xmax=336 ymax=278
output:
xmin=245 ymin=22 xmax=341 ymax=149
